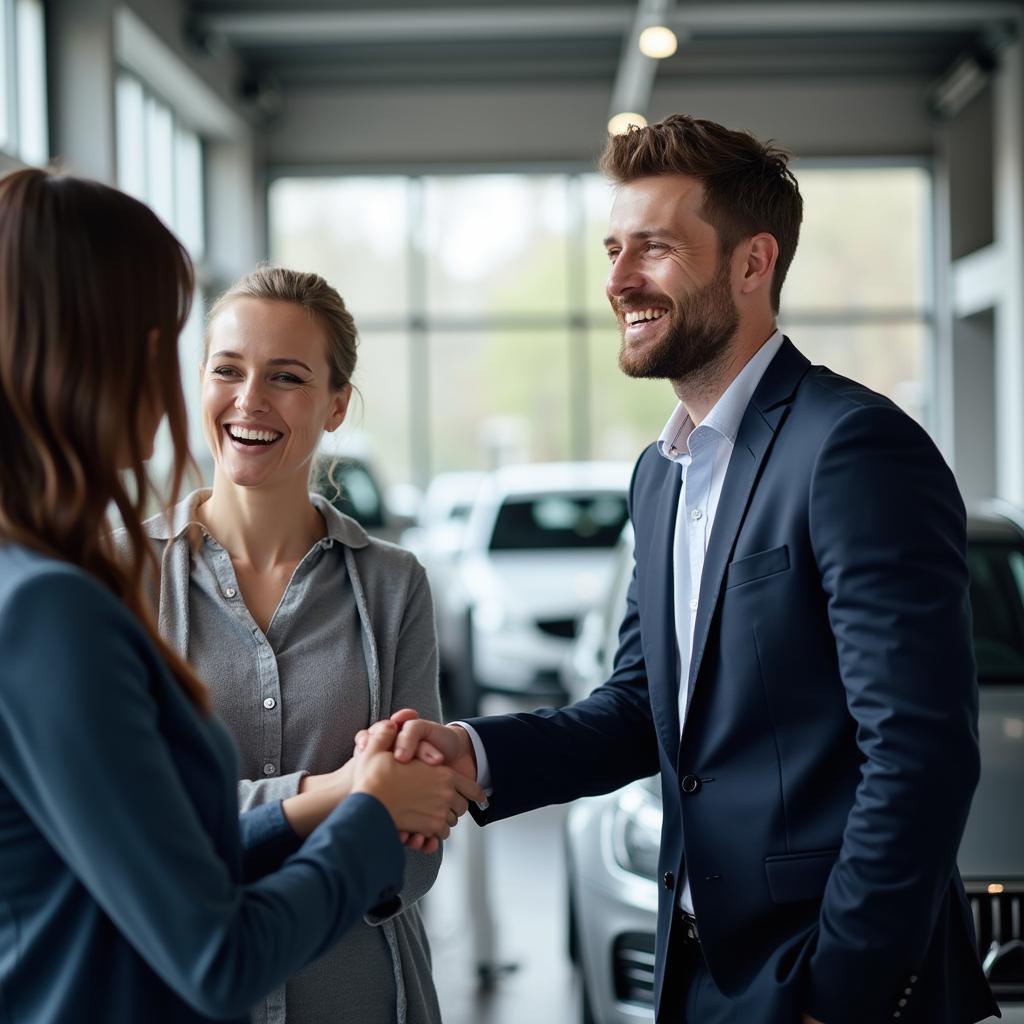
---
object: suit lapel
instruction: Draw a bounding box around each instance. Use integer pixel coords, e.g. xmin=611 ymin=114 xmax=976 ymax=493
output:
xmin=643 ymin=458 xmax=683 ymax=757
xmin=683 ymin=338 xmax=810 ymax=725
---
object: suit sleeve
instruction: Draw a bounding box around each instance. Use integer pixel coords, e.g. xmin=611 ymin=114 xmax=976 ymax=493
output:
xmin=0 ymin=569 xmax=405 ymax=1021
xmin=467 ymin=462 xmax=661 ymax=823
xmin=804 ymin=403 xmax=980 ymax=1024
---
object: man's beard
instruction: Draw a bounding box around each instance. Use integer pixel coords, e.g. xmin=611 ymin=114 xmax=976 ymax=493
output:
xmin=616 ymin=257 xmax=739 ymax=384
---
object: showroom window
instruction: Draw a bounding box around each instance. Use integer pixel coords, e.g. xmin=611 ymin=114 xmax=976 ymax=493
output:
xmin=0 ymin=0 xmax=48 ymax=165
xmin=269 ymin=165 xmax=932 ymax=489
xmin=116 ymin=72 xmax=207 ymax=483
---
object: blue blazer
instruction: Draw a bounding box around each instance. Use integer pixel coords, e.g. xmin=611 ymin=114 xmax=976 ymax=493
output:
xmin=0 ymin=546 xmax=404 ymax=1023
xmin=469 ymin=339 xmax=998 ymax=1024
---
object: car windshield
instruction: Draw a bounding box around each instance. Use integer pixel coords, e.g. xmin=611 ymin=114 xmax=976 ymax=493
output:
xmin=488 ymin=493 xmax=629 ymax=551
xmin=968 ymin=540 xmax=1024 ymax=685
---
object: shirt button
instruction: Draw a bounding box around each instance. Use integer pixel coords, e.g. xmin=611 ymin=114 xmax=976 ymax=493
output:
xmin=689 ymin=598 xmax=698 ymax=610
xmin=263 ymin=697 xmax=276 ymax=710
xmin=690 ymin=508 xmax=702 ymax=520
xmin=909 ymin=976 xmax=918 ymax=984
xmin=898 ymin=999 xmax=907 ymax=1007
xmin=224 ymin=587 xmax=237 ymax=598
xmin=263 ymin=763 xmax=276 ymax=776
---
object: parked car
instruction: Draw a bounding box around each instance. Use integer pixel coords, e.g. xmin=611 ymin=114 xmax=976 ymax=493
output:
xmin=309 ymin=452 xmax=414 ymax=545
xmin=401 ymin=471 xmax=486 ymax=681
xmin=565 ymin=507 xmax=1024 ymax=1024
xmin=442 ymin=461 xmax=632 ymax=718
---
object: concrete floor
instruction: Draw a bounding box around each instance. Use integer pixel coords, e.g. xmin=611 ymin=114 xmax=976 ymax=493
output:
xmin=424 ymin=799 xmax=582 ymax=1024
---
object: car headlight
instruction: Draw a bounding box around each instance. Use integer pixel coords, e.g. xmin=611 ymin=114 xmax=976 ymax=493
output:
xmin=610 ymin=781 xmax=663 ymax=880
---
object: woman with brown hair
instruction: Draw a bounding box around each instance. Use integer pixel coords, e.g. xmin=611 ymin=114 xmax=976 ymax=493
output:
xmin=0 ymin=168 xmax=481 ymax=1023
xmin=136 ymin=266 xmax=446 ymax=1024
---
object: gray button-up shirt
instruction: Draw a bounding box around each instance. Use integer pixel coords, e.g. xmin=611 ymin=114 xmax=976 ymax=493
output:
xmin=141 ymin=491 xmax=444 ymax=1024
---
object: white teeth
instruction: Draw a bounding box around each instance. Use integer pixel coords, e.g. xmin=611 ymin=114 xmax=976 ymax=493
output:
xmin=227 ymin=426 xmax=281 ymax=443
xmin=624 ymin=308 xmax=666 ymax=325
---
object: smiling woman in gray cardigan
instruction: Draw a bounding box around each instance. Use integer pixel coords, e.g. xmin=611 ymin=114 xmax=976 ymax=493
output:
xmin=140 ymin=267 xmax=446 ymax=1024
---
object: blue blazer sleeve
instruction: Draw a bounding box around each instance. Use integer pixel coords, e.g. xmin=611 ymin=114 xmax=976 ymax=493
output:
xmin=237 ymin=802 xmax=302 ymax=883
xmin=803 ymin=403 xmax=980 ymax=1023
xmin=0 ymin=566 xmax=405 ymax=1020
xmin=467 ymin=515 xmax=660 ymax=822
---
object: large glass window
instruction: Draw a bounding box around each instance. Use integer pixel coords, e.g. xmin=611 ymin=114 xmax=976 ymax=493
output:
xmin=270 ymin=165 xmax=932 ymax=489
xmin=1 ymin=0 xmax=48 ymax=165
xmin=116 ymin=72 xmax=207 ymax=482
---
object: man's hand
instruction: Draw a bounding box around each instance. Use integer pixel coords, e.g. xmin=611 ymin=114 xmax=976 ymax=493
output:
xmin=354 ymin=710 xmax=481 ymax=852
xmin=351 ymin=723 xmax=485 ymax=840
xmin=356 ymin=709 xmax=478 ymax=782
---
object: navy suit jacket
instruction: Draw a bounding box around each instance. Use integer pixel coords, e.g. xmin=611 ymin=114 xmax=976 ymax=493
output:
xmin=468 ymin=339 xmax=999 ymax=1024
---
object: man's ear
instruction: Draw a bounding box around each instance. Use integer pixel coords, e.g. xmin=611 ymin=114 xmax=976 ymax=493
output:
xmin=324 ymin=382 xmax=353 ymax=433
xmin=739 ymin=232 xmax=779 ymax=297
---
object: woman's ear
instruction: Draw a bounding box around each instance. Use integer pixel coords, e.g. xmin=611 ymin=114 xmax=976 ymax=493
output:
xmin=324 ymin=382 xmax=352 ymax=433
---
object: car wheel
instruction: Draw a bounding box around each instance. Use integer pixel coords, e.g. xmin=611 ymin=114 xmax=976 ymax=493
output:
xmin=567 ymin=879 xmax=579 ymax=964
xmin=446 ymin=608 xmax=481 ymax=720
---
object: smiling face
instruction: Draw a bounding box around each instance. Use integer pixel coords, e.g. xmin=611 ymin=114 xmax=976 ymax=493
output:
xmin=202 ymin=297 xmax=350 ymax=493
xmin=604 ymin=174 xmax=740 ymax=383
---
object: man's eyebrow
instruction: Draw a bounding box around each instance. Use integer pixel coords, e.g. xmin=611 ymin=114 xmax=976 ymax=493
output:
xmin=602 ymin=230 xmax=662 ymax=247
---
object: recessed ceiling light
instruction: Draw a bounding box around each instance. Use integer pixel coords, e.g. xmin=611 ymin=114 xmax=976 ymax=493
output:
xmin=638 ymin=25 xmax=678 ymax=59
xmin=607 ymin=111 xmax=648 ymax=135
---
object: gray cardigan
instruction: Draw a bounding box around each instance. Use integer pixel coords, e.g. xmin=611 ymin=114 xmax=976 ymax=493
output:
xmin=133 ymin=491 xmax=443 ymax=1024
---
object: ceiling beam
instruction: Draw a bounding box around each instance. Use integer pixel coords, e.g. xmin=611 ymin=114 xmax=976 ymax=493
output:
xmin=194 ymin=7 xmax=632 ymax=45
xmin=193 ymin=3 xmax=1023 ymax=47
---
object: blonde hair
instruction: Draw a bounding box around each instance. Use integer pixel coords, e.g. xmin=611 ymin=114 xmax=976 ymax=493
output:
xmin=206 ymin=266 xmax=357 ymax=390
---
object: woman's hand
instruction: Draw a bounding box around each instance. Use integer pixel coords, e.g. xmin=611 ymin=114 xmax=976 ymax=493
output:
xmin=280 ymin=759 xmax=358 ymax=838
xmin=351 ymin=723 xmax=486 ymax=840
xmin=298 ymin=756 xmax=356 ymax=796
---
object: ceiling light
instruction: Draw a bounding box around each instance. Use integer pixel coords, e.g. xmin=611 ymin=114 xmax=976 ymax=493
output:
xmin=638 ymin=25 xmax=677 ymax=59
xmin=608 ymin=111 xmax=647 ymax=135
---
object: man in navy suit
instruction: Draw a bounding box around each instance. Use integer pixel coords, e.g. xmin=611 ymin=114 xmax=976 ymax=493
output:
xmin=380 ymin=115 xmax=998 ymax=1023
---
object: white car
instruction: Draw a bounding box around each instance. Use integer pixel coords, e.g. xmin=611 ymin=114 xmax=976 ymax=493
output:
xmin=401 ymin=471 xmax=486 ymax=680
xmin=443 ymin=462 xmax=632 ymax=716
xmin=566 ymin=509 xmax=1024 ymax=1024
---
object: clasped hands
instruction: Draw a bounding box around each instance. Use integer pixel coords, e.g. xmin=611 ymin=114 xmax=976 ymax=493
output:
xmin=352 ymin=709 xmax=481 ymax=853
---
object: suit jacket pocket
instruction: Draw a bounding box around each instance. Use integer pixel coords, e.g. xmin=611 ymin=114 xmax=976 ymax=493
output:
xmin=726 ymin=544 xmax=790 ymax=589
xmin=764 ymin=848 xmax=840 ymax=903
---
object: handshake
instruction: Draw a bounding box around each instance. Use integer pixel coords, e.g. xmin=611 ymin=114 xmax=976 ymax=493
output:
xmin=350 ymin=711 xmax=484 ymax=853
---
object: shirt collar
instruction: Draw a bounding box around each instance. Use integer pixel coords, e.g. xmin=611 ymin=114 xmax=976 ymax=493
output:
xmin=142 ymin=488 xmax=370 ymax=550
xmin=657 ymin=329 xmax=784 ymax=462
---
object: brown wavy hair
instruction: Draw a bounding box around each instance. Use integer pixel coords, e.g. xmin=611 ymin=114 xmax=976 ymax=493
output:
xmin=0 ymin=168 xmax=210 ymax=712
xmin=600 ymin=114 xmax=803 ymax=312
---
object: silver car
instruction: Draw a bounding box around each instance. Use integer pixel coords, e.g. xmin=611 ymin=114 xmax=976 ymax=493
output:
xmin=566 ymin=508 xmax=1024 ymax=1024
